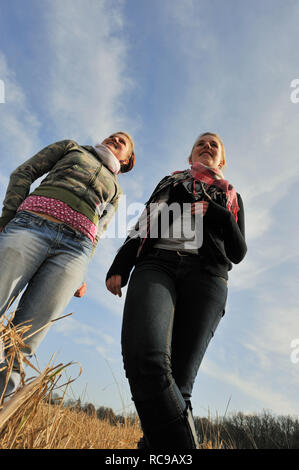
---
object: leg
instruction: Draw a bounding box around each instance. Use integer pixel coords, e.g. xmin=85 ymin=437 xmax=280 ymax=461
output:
xmin=122 ymin=262 xmax=177 ymax=400
xmin=0 ymin=213 xmax=51 ymax=397
xmin=122 ymin=255 xmax=199 ymax=449
xmin=13 ymin=239 xmax=90 ymax=355
xmin=0 ymin=215 xmax=92 ymax=396
xmin=0 ymin=212 xmax=50 ymax=315
xmin=171 ymin=267 xmax=228 ymax=401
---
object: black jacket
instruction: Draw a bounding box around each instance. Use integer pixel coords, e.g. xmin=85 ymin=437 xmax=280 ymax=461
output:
xmin=106 ymin=171 xmax=247 ymax=285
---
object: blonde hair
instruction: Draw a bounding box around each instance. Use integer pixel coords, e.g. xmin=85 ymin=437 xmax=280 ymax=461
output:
xmin=188 ymin=132 xmax=227 ymax=169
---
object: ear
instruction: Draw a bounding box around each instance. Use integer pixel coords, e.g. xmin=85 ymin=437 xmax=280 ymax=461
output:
xmin=119 ymin=159 xmax=129 ymax=165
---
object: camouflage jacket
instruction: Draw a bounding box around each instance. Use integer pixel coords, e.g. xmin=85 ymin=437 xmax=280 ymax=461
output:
xmin=0 ymin=140 xmax=122 ymax=251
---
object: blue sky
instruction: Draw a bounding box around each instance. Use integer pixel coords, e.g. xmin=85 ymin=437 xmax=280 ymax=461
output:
xmin=1 ymin=0 xmax=299 ymax=419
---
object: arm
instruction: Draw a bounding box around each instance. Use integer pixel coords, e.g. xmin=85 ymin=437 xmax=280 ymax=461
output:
xmin=204 ymin=193 xmax=247 ymax=264
xmin=0 ymin=140 xmax=75 ymax=227
xmin=105 ymin=175 xmax=172 ymax=294
xmin=106 ymin=236 xmax=140 ymax=287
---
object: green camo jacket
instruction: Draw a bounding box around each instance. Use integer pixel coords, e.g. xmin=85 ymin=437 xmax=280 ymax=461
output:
xmin=0 ymin=140 xmax=123 ymax=254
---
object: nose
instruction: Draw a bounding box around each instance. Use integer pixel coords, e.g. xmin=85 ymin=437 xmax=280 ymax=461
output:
xmin=203 ymin=141 xmax=211 ymax=148
xmin=110 ymin=136 xmax=119 ymax=147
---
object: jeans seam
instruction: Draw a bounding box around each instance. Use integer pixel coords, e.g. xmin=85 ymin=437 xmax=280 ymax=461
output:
xmin=169 ymin=382 xmax=184 ymax=418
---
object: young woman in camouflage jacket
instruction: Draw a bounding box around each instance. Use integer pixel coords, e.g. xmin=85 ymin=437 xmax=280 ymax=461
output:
xmin=0 ymin=132 xmax=135 ymax=399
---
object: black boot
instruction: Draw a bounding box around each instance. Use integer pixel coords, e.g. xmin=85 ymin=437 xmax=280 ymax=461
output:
xmin=137 ymin=435 xmax=150 ymax=449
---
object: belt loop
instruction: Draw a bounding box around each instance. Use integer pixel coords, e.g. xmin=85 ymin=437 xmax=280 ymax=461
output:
xmin=176 ymin=250 xmax=188 ymax=257
xmin=36 ymin=216 xmax=44 ymax=227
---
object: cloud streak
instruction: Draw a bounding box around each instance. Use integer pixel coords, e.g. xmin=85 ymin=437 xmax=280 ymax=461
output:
xmin=42 ymin=0 xmax=136 ymax=143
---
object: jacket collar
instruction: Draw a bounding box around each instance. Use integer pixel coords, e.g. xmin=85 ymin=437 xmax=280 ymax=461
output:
xmin=81 ymin=145 xmax=118 ymax=178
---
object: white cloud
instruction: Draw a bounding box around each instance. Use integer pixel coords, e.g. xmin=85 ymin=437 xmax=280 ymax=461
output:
xmin=42 ymin=0 xmax=137 ymax=142
xmin=0 ymin=52 xmax=41 ymax=168
xmin=201 ymin=358 xmax=298 ymax=415
xmin=54 ymin=315 xmax=115 ymax=346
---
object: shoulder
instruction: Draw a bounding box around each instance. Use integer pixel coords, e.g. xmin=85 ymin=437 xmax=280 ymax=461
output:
xmin=236 ymin=192 xmax=244 ymax=204
xmin=235 ymin=193 xmax=245 ymax=217
xmin=53 ymin=139 xmax=78 ymax=149
xmin=157 ymin=169 xmax=190 ymax=186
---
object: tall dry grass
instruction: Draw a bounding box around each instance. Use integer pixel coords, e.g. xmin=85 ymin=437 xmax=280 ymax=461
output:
xmin=0 ymin=307 xmax=142 ymax=449
xmin=4 ymin=306 xmax=292 ymax=449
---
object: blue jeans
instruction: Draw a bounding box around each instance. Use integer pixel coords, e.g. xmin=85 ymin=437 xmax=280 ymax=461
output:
xmin=0 ymin=211 xmax=93 ymax=397
xmin=121 ymin=248 xmax=228 ymax=448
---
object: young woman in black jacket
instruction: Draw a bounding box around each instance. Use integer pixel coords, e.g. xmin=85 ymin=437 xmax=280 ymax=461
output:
xmin=106 ymin=132 xmax=247 ymax=449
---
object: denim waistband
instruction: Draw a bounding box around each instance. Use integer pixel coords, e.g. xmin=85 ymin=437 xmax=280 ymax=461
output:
xmin=146 ymin=248 xmax=228 ymax=284
xmin=16 ymin=210 xmax=90 ymax=241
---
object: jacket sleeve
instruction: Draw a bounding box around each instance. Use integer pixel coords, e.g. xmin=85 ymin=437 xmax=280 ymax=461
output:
xmin=105 ymin=236 xmax=140 ymax=286
xmin=0 ymin=140 xmax=75 ymax=227
xmin=204 ymin=193 xmax=247 ymax=264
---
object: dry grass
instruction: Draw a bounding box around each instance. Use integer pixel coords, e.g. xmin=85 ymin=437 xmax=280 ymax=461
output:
xmin=0 ymin=400 xmax=142 ymax=449
xmin=0 ymin=305 xmax=236 ymax=450
xmin=0 ymin=306 xmax=142 ymax=449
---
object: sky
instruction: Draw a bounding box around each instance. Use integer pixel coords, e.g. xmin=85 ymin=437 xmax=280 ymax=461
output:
xmin=0 ymin=0 xmax=299 ymax=420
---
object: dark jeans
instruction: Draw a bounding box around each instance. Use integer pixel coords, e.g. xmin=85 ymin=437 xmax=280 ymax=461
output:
xmin=121 ymin=248 xmax=228 ymax=447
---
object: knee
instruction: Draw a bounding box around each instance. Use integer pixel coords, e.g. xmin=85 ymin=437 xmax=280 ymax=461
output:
xmin=123 ymin=348 xmax=173 ymax=392
xmin=127 ymin=372 xmax=173 ymax=402
xmin=122 ymin=342 xmax=174 ymax=401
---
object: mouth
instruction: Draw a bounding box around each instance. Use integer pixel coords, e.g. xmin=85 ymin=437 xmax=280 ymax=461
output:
xmin=199 ymin=151 xmax=212 ymax=157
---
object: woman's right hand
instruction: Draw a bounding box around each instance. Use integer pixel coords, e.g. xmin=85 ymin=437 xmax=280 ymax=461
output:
xmin=106 ymin=275 xmax=122 ymax=297
xmin=0 ymin=226 xmax=4 ymax=232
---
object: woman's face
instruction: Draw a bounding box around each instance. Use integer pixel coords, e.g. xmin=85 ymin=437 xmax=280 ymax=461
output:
xmin=102 ymin=133 xmax=131 ymax=164
xmin=190 ymin=134 xmax=223 ymax=169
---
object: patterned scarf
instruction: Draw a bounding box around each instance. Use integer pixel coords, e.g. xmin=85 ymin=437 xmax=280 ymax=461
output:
xmin=173 ymin=162 xmax=239 ymax=221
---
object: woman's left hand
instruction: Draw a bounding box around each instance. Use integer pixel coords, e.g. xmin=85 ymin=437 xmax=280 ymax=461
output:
xmin=191 ymin=201 xmax=209 ymax=216
xmin=74 ymin=282 xmax=87 ymax=297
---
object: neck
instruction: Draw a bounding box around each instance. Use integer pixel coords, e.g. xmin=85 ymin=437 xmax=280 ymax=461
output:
xmin=93 ymin=143 xmax=121 ymax=174
xmin=191 ymin=161 xmax=224 ymax=179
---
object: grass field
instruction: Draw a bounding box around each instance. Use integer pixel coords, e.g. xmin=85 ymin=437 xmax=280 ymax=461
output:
xmin=1 ymin=308 xmax=299 ymax=449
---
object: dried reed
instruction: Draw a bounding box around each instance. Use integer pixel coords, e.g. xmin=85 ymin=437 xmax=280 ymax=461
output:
xmin=0 ymin=306 xmax=142 ymax=449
